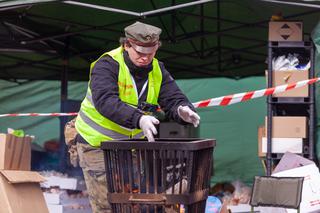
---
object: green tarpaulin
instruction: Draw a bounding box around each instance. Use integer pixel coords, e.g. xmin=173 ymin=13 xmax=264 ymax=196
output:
xmin=3 ymin=74 xmax=320 ymax=183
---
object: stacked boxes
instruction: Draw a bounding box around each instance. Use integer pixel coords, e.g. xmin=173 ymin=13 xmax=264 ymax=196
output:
xmin=0 ymin=133 xmax=48 ymax=213
xmin=268 ymin=21 xmax=307 ymax=98
xmin=258 ymin=117 xmax=306 ymax=156
xmin=260 ymin=21 xmax=310 ymax=159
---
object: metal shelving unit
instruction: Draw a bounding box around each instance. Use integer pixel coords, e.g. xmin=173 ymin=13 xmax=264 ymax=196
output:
xmin=266 ymin=41 xmax=316 ymax=175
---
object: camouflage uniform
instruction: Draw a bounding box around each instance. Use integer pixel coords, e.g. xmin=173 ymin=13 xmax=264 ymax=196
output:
xmin=77 ymin=142 xmax=111 ymax=213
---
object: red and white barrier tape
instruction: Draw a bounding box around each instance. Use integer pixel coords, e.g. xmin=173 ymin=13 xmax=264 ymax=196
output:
xmin=193 ymin=77 xmax=319 ymax=108
xmin=0 ymin=112 xmax=78 ymax=118
xmin=0 ymin=77 xmax=319 ymax=117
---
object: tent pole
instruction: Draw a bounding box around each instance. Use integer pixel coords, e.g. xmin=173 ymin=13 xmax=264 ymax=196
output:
xmin=200 ymin=4 xmax=204 ymax=58
xmin=217 ymin=0 xmax=221 ymax=72
xmin=59 ymin=37 xmax=69 ymax=173
xmin=171 ymin=0 xmax=176 ymax=42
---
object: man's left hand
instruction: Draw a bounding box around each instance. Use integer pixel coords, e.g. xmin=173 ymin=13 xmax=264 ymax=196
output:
xmin=177 ymin=106 xmax=200 ymax=127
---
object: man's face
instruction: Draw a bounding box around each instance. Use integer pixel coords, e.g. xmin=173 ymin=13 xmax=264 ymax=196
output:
xmin=125 ymin=43 xmax=157 ymax=67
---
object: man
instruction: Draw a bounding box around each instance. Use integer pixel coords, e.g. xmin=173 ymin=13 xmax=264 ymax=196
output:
xmin=75 ymin=21 xmax=200 ymax=212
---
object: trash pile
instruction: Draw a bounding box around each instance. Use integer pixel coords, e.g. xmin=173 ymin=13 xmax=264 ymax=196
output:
xmin=205 ymin=180 xmax=252 ymax=213
xmin=272 ymin=54 xmax=310 ymax=71
xmin=40 ymin=171 xmax=91 ymax=213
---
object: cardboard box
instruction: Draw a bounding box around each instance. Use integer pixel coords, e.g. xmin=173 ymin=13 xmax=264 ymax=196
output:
xmin=265 ymin=116 xmax=307 ymax=138
xmin=272 ymin=70 xmax=309 ymax=97
xmin=0 ymin=133 xmax=32 ymax=170
xmin=0 ymin=170 xmax=49 ymax=213
xmin=269 ymin=21 xmax=303 ymax=41
xmin=261 ymin=137 xmax=303 ymax=154
xmin=273 ymin=152 xmax=313 ymax=174
xmin=258 ymin=126 xmax=303 ymax=156
xmin=272 ymin=153 xmax=320 ymax=213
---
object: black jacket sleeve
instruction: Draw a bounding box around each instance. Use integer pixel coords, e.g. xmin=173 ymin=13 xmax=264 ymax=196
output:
xmin=157 ymin=62 xmax=196 ymax=124
xmin=89 ymin=56 xmax=143 ymax=129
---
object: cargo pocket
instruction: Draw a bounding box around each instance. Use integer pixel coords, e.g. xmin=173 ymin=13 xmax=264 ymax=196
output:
xmin=77 ymin=143 xmax=105 ymax=172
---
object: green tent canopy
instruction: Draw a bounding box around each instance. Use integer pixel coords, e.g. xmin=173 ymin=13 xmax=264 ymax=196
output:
xmin=1 ymin=0 xmax=320 ymax=80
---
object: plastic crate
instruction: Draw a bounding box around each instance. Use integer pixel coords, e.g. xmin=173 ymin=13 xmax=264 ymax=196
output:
xmin=101 ymin=138 xmax=215 ymax=213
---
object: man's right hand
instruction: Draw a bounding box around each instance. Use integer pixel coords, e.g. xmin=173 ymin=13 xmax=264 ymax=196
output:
xmin=139 ymin=115 xmax=159 ymax=142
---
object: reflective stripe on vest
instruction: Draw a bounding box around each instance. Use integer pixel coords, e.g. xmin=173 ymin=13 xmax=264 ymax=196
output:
xmin=75 ymin=46 xmax=162 ymax=146
xmin=78 ymin=111 xmax=126 ymax=139
xmin=85 ymin=92 xmax=134 ymax=132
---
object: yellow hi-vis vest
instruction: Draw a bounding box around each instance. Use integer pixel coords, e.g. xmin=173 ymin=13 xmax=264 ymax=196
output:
xmin=75 ymin=47 xmax=162 ymax=147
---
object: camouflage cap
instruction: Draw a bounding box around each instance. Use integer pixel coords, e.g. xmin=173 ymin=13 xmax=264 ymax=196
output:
xmin=124 ymin=21 xmax=162 ymax=54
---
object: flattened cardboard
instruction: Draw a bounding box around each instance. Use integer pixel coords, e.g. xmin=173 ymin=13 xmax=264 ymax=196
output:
xmin=269 ymin=21 xmax=303 ymax=41
xmin=0 ymin=133 xmax=32 ymax=170
xmin=1 ymin=170 xmax=45 ymax=183
xmin=265 ymin=116 xmax=307 ymax=138
xmin=0 ymin=170 xmax=48 ymax=213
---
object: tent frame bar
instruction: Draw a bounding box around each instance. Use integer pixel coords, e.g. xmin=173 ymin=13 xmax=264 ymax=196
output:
xmin=260 ymin=0 xmax=320 ymax=8
xmin=63 ymin=0 xmax=215 ymax=17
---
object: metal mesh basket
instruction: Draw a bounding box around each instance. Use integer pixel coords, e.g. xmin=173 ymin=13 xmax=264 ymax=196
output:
xmin=101 ymin=138 xmax=215 ymax=213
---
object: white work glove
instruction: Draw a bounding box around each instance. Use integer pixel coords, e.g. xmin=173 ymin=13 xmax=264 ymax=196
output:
xmin=177 ymin=105 xmax=200 ymax=127
xmin=139 ymin=115 xmax=159 ymax=142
